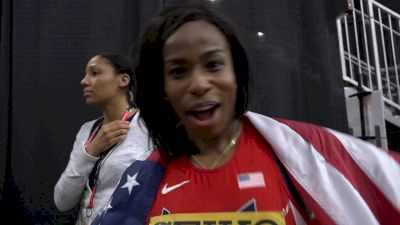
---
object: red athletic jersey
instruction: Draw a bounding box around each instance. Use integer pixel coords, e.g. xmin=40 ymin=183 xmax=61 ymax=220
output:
xmin=148 ymin=118 xmax=306 ymax=225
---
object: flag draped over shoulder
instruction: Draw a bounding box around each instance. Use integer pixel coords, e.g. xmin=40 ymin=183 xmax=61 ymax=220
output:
xmin=247 ymin=111 xmax=400 ymax=225
xmin=91 ymin=151 xmax=165 ymax=225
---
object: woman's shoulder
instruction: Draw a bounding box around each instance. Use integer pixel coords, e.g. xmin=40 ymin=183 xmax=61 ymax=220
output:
xmin=244 ymin=111 xmax=349 ymax=151
xmin=245 ymin=111 xmax=337 ymax=138
xmin=78 ymin=116 xmax=103 ymax=133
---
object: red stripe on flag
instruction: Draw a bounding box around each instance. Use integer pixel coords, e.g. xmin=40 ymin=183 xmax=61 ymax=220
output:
xmin=389 ymin=150 xmax=400 ymax=163
xmin=286 ymin=178 xmax=337 ymax=225
xmin=277 ymin=118 xmax=400 ymax=225
xmin=146 ymin=147 xmax=168 ymax=167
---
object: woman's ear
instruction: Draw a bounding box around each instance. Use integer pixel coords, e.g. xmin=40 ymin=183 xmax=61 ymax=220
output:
xmin=119 ymin=73 xmax=130 ymax=88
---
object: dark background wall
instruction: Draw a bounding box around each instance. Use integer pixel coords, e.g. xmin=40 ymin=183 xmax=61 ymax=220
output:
xmin=1 ymin=0 xmax=398 ymax=224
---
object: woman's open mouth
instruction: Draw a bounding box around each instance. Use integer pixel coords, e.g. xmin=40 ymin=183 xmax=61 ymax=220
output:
xmin=187 ymin=103 xmax=220 ymax=122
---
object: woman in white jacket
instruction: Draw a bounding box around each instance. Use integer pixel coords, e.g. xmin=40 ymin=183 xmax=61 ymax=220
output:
xmin=53 ymin=53 xmax=153 ymax=225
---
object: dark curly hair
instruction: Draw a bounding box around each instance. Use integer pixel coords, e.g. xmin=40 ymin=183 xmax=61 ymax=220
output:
xmin=135 ymin=2 xmax=249 ymax=157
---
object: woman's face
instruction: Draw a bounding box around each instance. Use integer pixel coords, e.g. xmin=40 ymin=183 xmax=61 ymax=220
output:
xmin=81 ymin=56 xmax=123 ymax=107
xmin=163 ymin=20 xmax=237 ymax=140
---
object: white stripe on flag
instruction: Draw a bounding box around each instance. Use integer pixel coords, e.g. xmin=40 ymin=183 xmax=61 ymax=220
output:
xmin=246 ymin=111 xmax=380 ymax=225
xmin=327 ymin=128 xmax=400 ymax=211
xmin=237 ymin=172 xmax=266 ymax=189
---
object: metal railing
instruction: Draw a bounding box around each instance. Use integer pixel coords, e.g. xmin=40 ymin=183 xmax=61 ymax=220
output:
xmin=337 ymin=0 xmax=400 ymax=111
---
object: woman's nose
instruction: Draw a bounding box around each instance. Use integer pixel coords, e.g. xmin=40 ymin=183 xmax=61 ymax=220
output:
xmin=188 ymin=68 xmax=211 ymax=96
xmin=80 ymin=74 xmax=89 ymax=86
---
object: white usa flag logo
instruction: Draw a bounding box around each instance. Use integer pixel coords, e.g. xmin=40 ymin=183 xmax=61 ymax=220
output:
xmin=237 ymin=172 xmax=266 ymax=189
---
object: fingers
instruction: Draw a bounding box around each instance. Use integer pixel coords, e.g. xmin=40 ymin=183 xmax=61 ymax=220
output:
xmin=116 ymin=134 xmax=128 ymax=142
xmin=106 ymin=128 xmax=129 ymax=142
xmin=102 ymin=122 xmax=129 ymax=141
xmin=90 ymin=120 xmax=131 ymax=155
xmin=102 ymin=120 xmax=130 ymax=131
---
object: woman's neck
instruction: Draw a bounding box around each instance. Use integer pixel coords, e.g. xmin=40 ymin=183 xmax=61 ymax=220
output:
xmin=190 ymin=119 xmax=242 ymax=169
xmin=194 ymin=119 xmax=242 ymax=155
xmin=102 ymin=98 xmax=134 ymax=124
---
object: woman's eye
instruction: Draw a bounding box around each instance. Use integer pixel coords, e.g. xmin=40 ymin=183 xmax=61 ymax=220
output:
xmin=168 ymin=67 xmax=186 ymax=79
xmin=205 ymin=61 xmax=223 ymax=71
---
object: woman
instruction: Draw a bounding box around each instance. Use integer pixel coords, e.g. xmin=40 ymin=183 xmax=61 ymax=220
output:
xmin=53 ymin=53 xmax=154 ymax=225
xmin=133 ymin=3 xmax=400 ymax=225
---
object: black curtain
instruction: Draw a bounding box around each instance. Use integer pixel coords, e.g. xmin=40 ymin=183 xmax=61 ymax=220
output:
xmin=3 ymin=0 xmax=388 ymax=224
xmin=0 ymin=0 xmax=16 ymax=222
xmin=209 ymin=0 xmax=350 ymax=128
xmin=0 ymin=1 xmax=162 ymax=224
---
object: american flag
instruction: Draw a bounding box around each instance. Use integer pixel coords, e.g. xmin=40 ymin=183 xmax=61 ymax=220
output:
xmin=91 ymin=151 xmax=165 ymax=225
xmin=237 ymin=172 xmax=266 ymax=189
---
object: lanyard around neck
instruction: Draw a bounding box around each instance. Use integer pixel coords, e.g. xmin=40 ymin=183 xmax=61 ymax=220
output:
xmin=85 ymin=107 xmax=133 ymax=210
